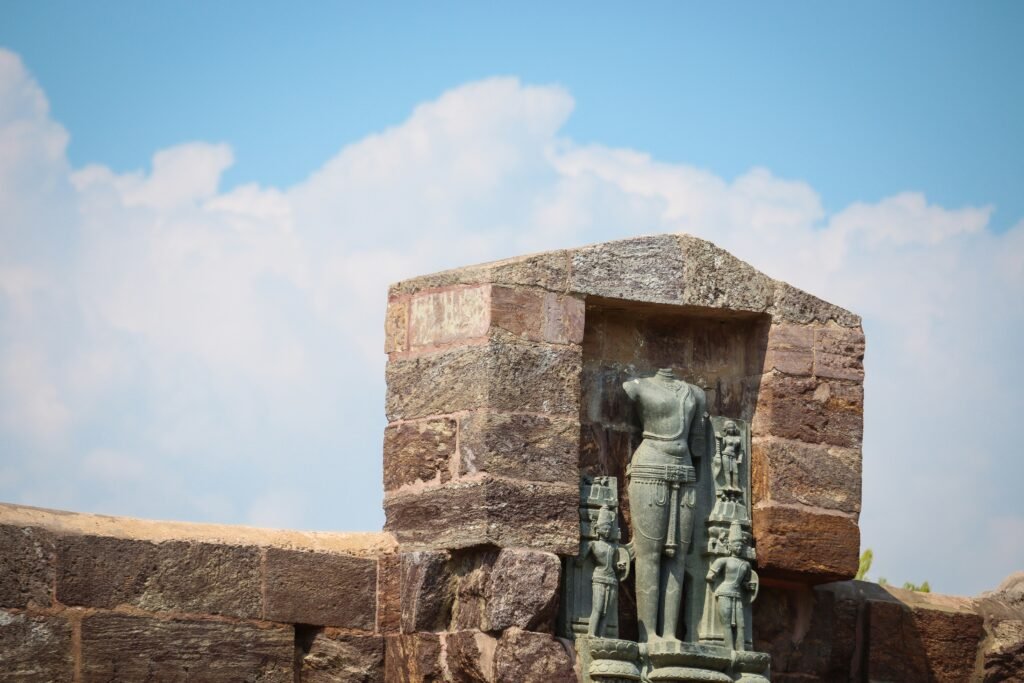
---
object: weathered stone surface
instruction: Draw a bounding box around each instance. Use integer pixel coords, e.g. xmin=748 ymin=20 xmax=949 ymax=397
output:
xmin=451 ymin=550 xmax=497 ymax=632
xmin=493 ymin=628 xmax=575 ymax=682
xmin=978 ymin=572 xmax=1024 ymax=682
xmin=445 ymin=630 xmax=497 ymax=682
xmin=813 ymin=326 xmax=866 ymax=381
xmin=772 ymin=281 xmax=861 ymax=327
xmin=57 ymin=535 xmax=261 ymax=618
xmin=867 ymin=591 xmax=985 ymax=683
xmin=80 ymin=612 xmax=292 ymax=682
xmin=409 ymin=286 xmax=490 ymax=350
xmin=378 ymin=553 xmax=402 ymax=634
xmin=751 ymin=372 xmax=863 ymax=448
xmin=401 ymin=550 xmax=455 ymax=633
xmin=679 ymin=235 xmax=776 ymax=312
xmin=490 ymin=286 xmax=584 ymax=345
xmin=751 ymin=436 xmax=861 ymax=514
xmin=458 ymin=411 xmax=578 ymax=483
xmin=384 ymin=477 xmax=578 ymax=555
xmin=298 ymin=628 xmax=384 ymax=683
xmin=543 ymin=292 xmax=586 ymax=345
xmin=384 ymin=632 xmax=444 ymax=682
xmin=485 ymin=548 xmax=561 ymax=632
xmin=388 ymin=250 xmax=570 ymax=298
xmin=762 ymin=323 xmax=814 ymax=376
xmin=385 ymin=298 xmax=409 ymax=354
xmin=384 ymin=418 xmax=457 ymax=491
xmin=265 ymin=547 xmax=376 ymax=629
xmin=753 ymin=503 xmax=859 ymax=582
xmin=385 ymin=338 xmax=581 ymax=421
xmin=571 ymin=234 xmax=686 ymax=304
xmin=0 ymin=611 xmax=73 ymax=681
xmin=0 ymin=525 xmax=55 ymax=608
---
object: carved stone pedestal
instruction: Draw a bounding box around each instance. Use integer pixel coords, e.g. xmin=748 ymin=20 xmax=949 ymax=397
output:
xmin=577 ymin=637 xmax=641 ymax=683
xmin=645 ymin=641 xmax=732 ymax=682
xmin=730 ymin=651 xmax=771 ymax=683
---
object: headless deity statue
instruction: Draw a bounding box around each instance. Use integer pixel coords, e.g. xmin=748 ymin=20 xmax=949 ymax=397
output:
xmin=623 ymin=368 xmax=707 ymax=643
xmin=705 ymin=522 xmax=759 ymax=652
xmin=714 ymin=420 xmax=744 ymax=496
xmin=577 ymin=505 xmax=629 ymax=637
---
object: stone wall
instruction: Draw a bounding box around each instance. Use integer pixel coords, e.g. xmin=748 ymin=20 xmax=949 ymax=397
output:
xmin=0 ymin=502 xmax=394 ymax=682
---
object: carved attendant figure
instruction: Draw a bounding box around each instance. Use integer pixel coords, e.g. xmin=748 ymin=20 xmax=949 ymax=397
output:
xmin=623 ymin=368 xmax=707 ymax=642
xmin=714 ymin=420 xmax=744 ymax=495
xmin=705 ymin=521 xmax=759 ymax=652
xmin=577 ymin=505 xmax=629 ymax=637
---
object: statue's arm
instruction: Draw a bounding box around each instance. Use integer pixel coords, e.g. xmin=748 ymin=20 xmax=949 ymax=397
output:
xmin=575 ymin=540 xmax=593 ymax=565
xmin=706 ymin=557 xmax=723 ymax=582
xmin=690 ymin=386 xmax=709 ymax=457
xmin=622 ymin=378 xmax=640 ymax=401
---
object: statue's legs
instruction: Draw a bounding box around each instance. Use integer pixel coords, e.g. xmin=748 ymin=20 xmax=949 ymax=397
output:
xmin=660 ymin=488 xmax=694 ymax=639
xmin=588 ymin=583 xmax=608 ymax=637
xmin=628 ymin=477 xmax=669 ymax=642
xmin=717 ymin=597 xmax=736 ymax=651
xmin=735 ymin=606 xmax=746 ymax=652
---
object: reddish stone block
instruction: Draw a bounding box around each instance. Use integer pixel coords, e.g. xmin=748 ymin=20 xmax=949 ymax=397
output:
xmin=377 ymin=554 xmax=402 ymax=635
xmin=762 ymin=323 xmax=814 ymax=376
xmin=384 ymin=477 xmax=578 ymax=555
xmin=543 ymin=292 xmax=585 ymax=345
xmin=814 ymin=326 xmax=866 ymax=381
xmin=80 ymin=612 xmax=292 ymax=682
xmin=400 ymin=551 xmax=454 ymax=633
xmin=298 ymin=628 xmax=384 ymax=683
xmin=445 ymin=630 xmax=497 ymax=682
xmin=384 ymin=632 xmax=444 ymax=682
xmin=385 ymin=298 xmax=409 ymax=354
xmin=458 ymin=411 xmax=578 ymax=484
xmin=751 ymin=372 xmax=863 ymax=449
xmin=0 ymin=525 xmax=55 ymax=608
xmin=57 ymin=535 xmax=261 ymax=618
xmin=264 ymin=548 xmax=376 ymax=629
xmin=752 ymin=503 xmax=860 ymax=583
xmin=383 ymin=418 xmax=457 ymax=491
xmin=0 ymin=611 xmax=73 ymax=681
xmin=493 ymin=628 xmax=575 ymax=682
xmin=485 ymin=548 xmax=561 ymax=632
xmin=408 ymin=286 xmax=490 ymax=350
xmin=751 ymin=436 xmax=861 ymax=514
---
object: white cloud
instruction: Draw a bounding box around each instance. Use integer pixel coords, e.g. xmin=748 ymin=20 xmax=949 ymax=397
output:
xmin=0 ymin=48 xmax=1021 ymax=594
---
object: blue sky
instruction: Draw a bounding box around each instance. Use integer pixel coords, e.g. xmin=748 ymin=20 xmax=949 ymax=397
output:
xmin=1 ymin=2 xmax=1021 ymax=596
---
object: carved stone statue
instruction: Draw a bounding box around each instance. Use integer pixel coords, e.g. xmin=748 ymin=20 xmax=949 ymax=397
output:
xmin=713 ymin=420 xmax=744 ymax=497
xmin=705 ymin=521 xmax=759 ymax=652
xmin=577 ymin=505 xmax=629 ymax=637
xmin=622 ymin=368 xmax=707 ymax=643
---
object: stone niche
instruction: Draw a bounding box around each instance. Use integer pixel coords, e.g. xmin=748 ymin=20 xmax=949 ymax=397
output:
xmin=383 ymin=233 xmax=865 ymax=585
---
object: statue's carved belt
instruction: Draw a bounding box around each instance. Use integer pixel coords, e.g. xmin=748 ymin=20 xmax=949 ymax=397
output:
xmin=627 ymin=463 xmax=695 ymax=484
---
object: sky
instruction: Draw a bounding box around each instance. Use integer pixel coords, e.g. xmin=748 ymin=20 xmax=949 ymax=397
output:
xmin=0 ymin=2 xmax=1021 ymax=596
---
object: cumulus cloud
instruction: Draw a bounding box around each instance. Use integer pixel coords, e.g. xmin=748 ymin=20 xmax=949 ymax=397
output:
xmin=0 ymin=48 xmax=1020 ymax=594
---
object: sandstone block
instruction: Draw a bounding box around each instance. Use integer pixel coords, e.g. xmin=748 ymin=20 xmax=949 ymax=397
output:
xmin=264 ymin=548 xmax=376 ymax=629
xmin=298 ymin=628 xmax=384 ymax=683
xmin=384 ymin=477 xmax=578 ymax=555
xmin=57 ymin=535 xmax=261 ymax=618
xmin=772 ymin=281 xmax=861 ymax=327
xmin=485 ymin=548 xmax=561 ymax=632
xmin=383 ymin=418 xmax=457 ymax=491
xmin=751 ymin=436 xmax=861 ymax=514
xmin=867 ymin=595 xmax=985 ymax=683
xmin=409 ymin=286 xmax=490 ymax=350
xmin=400 ymin=550 xmax=455 ymax=633
xmin=384 ymin=632 xmax=443 ymax=682
xmin=458 ymin=411 xmax=578 ymax=484
xmin=678 ymin=235 xmax=776 ymax=312
xmin=378 ymin=553 xmax=402 ymax=634
xmin=0 ymin=611 xmax=73 ymax=681
xmin=385 ymin=298 xmax=409 ymax=354
xmin=752 ymin=504 xmax=859 ymax=582
xmin=493 ymin=628 xmax=575 ymax=682
xmin=490 ymin=286 xmax=584 ymax=345
xmin=751 ymin=372 xmax=863 ymax=448
xmin=571 ymin=234 xmax=686 ymax=304
xmin=813 ymin=326 xmax=866 ymax=381
xmin=762 ymin=323 xmax=814 ymax=376
xmin=0 ymin=525 xmax=55 ymax=608
xmin=445 ymin=630 xmax=497 ymax=682
xmin=80 ymin=612 xmax=292 ymax=682
xmin=451 ymin=550 xmax=497 ymax=632
xmin=388 ymin=250 xmax=570 ymax=298
xmin=385 ymin=339 xmax=581 ymax=421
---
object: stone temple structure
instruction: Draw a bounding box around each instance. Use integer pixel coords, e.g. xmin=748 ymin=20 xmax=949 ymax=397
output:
xmin=1 ymin=234 xmax=1022 ymax=681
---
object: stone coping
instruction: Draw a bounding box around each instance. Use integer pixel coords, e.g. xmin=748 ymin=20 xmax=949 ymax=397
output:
xmin=0 ymin=501 xmax=396 ymax=558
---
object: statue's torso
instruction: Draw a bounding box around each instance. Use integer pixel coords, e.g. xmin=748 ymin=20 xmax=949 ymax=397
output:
xmin=713 ymin=556 xmax=750 ymax=597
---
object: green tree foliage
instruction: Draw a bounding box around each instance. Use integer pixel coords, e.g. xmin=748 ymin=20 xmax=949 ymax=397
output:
xmin=856 ymin=548 xmax=873 ymax=580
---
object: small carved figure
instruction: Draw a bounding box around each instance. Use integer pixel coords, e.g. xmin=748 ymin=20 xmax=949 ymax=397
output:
xmin=709 ymin=527 xmax=729 ymax=554
xmin=623 ymin=368 xmax=707 ymax=643
xmin=713 ymin=420 xmax=744 ymax=496
xmin=577 ymin=506 xmax=629 ymax=637
xmin=705 ymin=521 xmax=759 ymax=652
